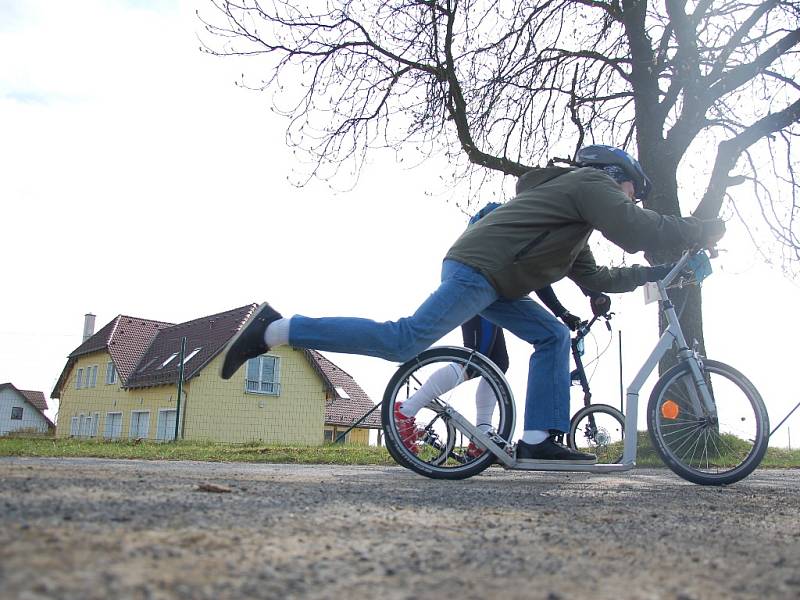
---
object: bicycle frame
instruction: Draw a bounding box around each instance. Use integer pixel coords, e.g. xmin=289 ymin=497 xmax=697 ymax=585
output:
xmin=454 ymin=249 xmax=713 ymax=473
xmin=570 ymin=314 xmax=608 ymax=405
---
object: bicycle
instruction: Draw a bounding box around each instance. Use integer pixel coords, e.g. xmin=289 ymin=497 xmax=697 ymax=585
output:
xmin=564 ymin=313 xmax=625 ymax=464
xmin=381 ymin=248 xmax=770 ymax=486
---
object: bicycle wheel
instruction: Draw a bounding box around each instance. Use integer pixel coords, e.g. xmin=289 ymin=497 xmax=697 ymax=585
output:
xmin=647 ymin=359 xmax=769 ymax=485
xmin=567 ymin=404 xmax=625 ymax=464
xmin=381 ymin=346 xmax=515 ymax=480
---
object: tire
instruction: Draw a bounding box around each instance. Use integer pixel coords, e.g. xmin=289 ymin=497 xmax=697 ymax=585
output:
xmin=647 ymin=359 xmax=769 ymax=486
xmin=567 ymin=404 xmax=625 ymax=464
xmin=381 ymin=346 xmax=515 ymax=480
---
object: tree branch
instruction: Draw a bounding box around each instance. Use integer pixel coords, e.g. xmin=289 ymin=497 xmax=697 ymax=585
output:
xmin=694 ymin=97 xmax=800 ymax=219
xmin=442 ymin=0 xmax=530 ymax=175
xmin=705 ymin=28 xmax=800 ymax=106
xmin=707 ymin=0 xmax=777 ymax=82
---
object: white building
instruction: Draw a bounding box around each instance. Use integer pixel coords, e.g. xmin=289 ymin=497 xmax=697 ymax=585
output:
xmin=0 ymin=383 xmax=54 ymax=436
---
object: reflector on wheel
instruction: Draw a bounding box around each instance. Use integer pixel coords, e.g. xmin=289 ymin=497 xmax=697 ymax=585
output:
xmin=660 ymin=399 xmax=680 ymax=420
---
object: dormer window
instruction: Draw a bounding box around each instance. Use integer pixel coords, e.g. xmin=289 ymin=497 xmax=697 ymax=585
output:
xmin=182 ymin=347 xmax=202 ymax=365
xmin=157 ymin=352 xmax=179 ymax=369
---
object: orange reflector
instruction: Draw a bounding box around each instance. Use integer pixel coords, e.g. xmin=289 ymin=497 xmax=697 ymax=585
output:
xmin=661 ymin=400 xmax=680 ymax=420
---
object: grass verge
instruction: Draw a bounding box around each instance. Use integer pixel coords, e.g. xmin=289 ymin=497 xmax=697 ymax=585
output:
xmin=0 ymin=433 xmax=797 ymax=468
xmin=584 ymin=431 xmax=800 ymax=468
xmin=0 ymin=436 xmax=395 ymax=465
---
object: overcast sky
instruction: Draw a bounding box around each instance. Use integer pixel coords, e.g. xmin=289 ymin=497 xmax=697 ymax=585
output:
xmin=2 ymin=0 xmax=798 ymax=448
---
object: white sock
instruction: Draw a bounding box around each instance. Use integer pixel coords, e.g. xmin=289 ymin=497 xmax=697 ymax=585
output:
xmin=264 ymin=317 xmax=291 ymax=348
xmin=475 ymin=378 xmax=495 ymax=433
xmin=400 ymin=363 xmax=465 ymax=416
xmin=522 ymin=430 xmax=550 ymax=445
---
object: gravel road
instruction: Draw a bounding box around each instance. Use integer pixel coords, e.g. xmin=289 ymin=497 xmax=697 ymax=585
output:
xmin=1 ymin=457 xmax=798 ymax=600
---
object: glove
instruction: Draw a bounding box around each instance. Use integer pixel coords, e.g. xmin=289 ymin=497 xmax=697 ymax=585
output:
xmin=645 ymin=263 xmax=675 ymax=282
xmin=590 ymin=293 xmax=611 ymax=317
xmin=559 ymin=311 xmax=582 ymax=331
xmin=701 ymin=219 xmax=726 ymax=248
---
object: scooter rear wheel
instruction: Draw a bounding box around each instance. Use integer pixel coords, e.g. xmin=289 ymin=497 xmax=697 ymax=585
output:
xmin=381 ymin=346 xmax=515 ymax=480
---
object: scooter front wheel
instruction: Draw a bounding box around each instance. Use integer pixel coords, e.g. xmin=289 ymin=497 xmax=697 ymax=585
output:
xmin=647 ymin=359 xmax=769 ymax=485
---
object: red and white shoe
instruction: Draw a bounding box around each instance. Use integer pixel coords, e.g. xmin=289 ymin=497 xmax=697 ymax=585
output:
xmin=466 ymin=442 xmax=484 ymax=460
xmin=394 ymin=403 xmax=422 ymax=455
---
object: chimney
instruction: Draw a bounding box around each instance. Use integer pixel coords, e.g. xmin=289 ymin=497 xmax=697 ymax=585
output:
xmin=83 ymin=313 xmax=96 ymax=342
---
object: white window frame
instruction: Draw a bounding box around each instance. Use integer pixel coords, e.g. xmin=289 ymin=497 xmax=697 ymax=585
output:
xmin=245 ymin=355 xmax=281 ymax=395
xmin=79 ymin=413 xmax=92 ymax=437
xmin=106 ymin=361 xmax=117 ymax=385
xmin=156 ymin=409 xmax=177 ymax=442
xmin=70 ymin=416 xmax=79 ymax=436
xmin=76 ymin=368 xmax=84 ymax=389
xmin=129 ymin=411 xmax=150 ymax=439
xmin=104 ymin=412 xmax=123 ymax=439
xmin=88 ymin=365 xmax=98 ymax=388
xmin=10 ymin=406 xmax=23 ymax=420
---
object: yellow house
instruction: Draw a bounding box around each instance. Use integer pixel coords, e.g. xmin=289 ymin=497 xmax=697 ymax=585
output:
xmin=51 ymin=305 xmax=381 ymax=445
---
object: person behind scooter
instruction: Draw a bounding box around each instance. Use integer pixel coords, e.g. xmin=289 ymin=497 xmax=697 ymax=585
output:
xmin=221 ymin=144 xmax=726 ymax=464
xmin=396 ymin=200 xmax=611 ymax=459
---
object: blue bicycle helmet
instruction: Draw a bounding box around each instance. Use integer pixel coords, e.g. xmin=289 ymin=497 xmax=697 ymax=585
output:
xmin=575 ymin=144 xmax=652 ymax=200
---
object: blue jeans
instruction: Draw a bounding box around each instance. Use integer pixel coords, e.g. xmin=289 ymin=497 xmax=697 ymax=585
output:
xmin=290 ymin=260 xmax=571 ymax=432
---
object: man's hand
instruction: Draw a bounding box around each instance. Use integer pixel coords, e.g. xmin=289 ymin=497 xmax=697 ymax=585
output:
xmin=701 ymin=219 xmax=726 ymax=249
xmin=590 ymin=293 xmax=611 ymax=317
xmin=559 ymin=311 xmax=582 ymax=331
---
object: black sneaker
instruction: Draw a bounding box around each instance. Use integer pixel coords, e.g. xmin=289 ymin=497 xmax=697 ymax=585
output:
xmin=516 ymin=436 xmax=596 ymax=464
xmin=221 ymin=303 xmax=283 ymax=380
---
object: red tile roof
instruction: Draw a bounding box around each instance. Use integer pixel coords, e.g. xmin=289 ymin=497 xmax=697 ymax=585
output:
xmin=125 ymin=305 xmax=257 ymax=389
xmin=19 ymin=389 xmax=48 ymax=413
xmin=105 ymin=316 xmax=175 ymax=382
xmin=304 ymin=350 xmax=381 ymax=428
xmin=52 ymin=315 xmax=173 ymax=397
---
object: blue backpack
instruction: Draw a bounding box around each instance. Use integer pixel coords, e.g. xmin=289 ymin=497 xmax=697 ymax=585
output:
xmin=468 ymin=201 xmax=502 ymax=225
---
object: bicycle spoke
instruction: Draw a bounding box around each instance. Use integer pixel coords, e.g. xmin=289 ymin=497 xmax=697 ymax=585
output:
xmin=649 ymin=360 xmax=768 ymax=484
xmin=667 ymin=422 xmax=706 ymax=460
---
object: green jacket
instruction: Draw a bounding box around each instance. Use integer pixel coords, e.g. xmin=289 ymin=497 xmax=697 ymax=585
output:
xmin=445 ymin=167 xmax=706 ymax=299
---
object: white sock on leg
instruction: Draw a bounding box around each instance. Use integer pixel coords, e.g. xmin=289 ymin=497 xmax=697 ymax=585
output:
xmin=521 ymin=430 xmax=550 ymax=445
xmin=400 ymin=363 xmax=465 ymax=416
xmin=264 ymin=318 xmax=291 ymax=348
xmin=475 ymin=378 xmax=495 ymax=433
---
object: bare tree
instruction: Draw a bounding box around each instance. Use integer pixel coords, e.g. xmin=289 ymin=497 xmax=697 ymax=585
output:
xmin=200 ymin=0 xmax=800 ymax=365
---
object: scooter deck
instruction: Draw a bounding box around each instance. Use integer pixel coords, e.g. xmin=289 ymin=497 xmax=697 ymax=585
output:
xmin=503 ymin=460 xmax=635 ymax=473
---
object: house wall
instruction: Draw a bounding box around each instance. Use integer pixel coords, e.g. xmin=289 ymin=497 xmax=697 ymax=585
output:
xmin=183 ymin=347 xmax=326 ymax=444
xmin=55 ymin=351 xmax=179 ymax=440
xmin=56 ymin=347 xmax=329 ymax=445
xmin=0 ymin=387 xmax=50 ymax=435
xmin=323 ymin=425 xmax=371 ymax=445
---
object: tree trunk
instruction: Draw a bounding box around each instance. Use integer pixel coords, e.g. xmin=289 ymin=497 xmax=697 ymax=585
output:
xmin=659 ymin=284 xmax=704 ymax=374
xmin=638 ymin=144 xmax=706 ymax=375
